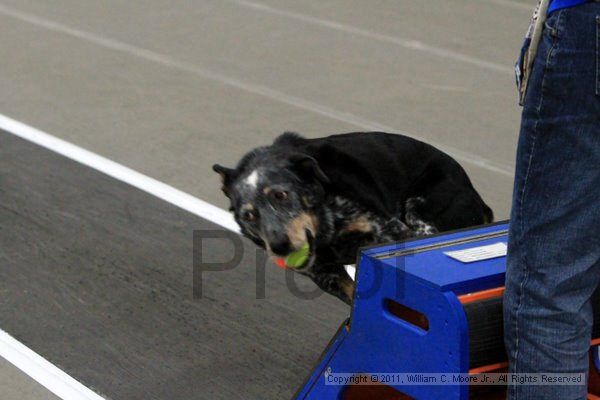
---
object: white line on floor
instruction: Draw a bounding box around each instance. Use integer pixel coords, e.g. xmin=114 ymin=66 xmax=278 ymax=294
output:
xmin=0 ymin=114 xmax=239 ymax=233
xmin=0 ymin=3 xmax=514 ymax=178
xmin=0 ymin=329 xmax=107 ymax=400
xmin=225 ymin=0 xmax=515 ymax=74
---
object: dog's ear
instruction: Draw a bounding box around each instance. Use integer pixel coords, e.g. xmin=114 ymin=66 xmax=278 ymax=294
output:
xmin=288 ymin=154 xmax=330 ymax=184
xmin=212 ymin=164 xmax=235 ymax=197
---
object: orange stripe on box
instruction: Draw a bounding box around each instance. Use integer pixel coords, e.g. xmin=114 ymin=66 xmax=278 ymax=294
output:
xmin=458 ymin=287 xmax=505 ymax=305
xmin=469 ymin=362 xmax=508 ymax=374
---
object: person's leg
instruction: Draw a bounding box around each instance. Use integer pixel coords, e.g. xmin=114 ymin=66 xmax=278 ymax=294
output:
xmin=504 ymin=5 xmax=600 ymax=400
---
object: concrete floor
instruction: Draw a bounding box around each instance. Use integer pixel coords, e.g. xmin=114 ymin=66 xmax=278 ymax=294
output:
xmin=0 ymin=358 xmax=60 ymax=400
xmin=0 ymin=0 xmax=535 ymax=398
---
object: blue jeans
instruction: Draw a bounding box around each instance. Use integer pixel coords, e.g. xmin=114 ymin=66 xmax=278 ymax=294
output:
xmin=504 ymin=3 xmax=600 ymax=400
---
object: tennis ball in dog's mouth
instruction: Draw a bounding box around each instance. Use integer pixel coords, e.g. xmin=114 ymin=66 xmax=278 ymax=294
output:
xmin=274 ymin=242 xmax=310 ymax=269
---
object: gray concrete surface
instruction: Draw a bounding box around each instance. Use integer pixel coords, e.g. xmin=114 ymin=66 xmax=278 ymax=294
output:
xmin=0 ymin=0 xmax=536 ymax=398
xmin=0 ymin=358 xmax=60 ymax=400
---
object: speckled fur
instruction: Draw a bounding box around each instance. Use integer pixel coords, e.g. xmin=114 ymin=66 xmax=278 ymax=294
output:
xmin=290 ymin=195 xmax=438 ymax=304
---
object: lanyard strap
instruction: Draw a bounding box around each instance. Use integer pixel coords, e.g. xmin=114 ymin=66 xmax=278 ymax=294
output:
xmin=519 ymin=0 xmax=551 ymax=104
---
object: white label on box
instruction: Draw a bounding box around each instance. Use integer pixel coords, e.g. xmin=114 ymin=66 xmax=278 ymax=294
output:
xmin=444 ymin=242 xmax=507 ymax=263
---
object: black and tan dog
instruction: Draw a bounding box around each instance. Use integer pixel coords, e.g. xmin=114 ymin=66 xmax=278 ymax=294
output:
xmin=213 ymin=132 xmax=493 ymax=304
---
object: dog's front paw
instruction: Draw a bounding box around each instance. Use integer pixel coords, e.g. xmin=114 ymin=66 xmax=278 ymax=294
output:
xmin=313 ymin=271 xmax=354 ymax=305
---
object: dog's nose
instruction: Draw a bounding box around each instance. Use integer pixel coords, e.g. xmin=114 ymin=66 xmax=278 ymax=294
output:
xmin=269 ymin=238 xmax=292 ymax=256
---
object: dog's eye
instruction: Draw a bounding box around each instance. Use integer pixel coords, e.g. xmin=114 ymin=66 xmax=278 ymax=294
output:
xmin=273 ymin=190 xmax=288 ymax=201
xmin=241 ymin=210 xmax=257 ymax=222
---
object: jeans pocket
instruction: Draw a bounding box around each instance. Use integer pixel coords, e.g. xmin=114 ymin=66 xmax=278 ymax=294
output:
xmin=544 ymin=11 xmax=564 ymax=39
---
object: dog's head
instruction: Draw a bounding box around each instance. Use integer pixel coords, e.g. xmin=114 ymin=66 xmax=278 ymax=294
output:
xmin=213 ymin=148 xmax=329 ymax=266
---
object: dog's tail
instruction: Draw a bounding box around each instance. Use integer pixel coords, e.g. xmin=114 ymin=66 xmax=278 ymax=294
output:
xmin=273 ymin=131 xmax=306 ymax=147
